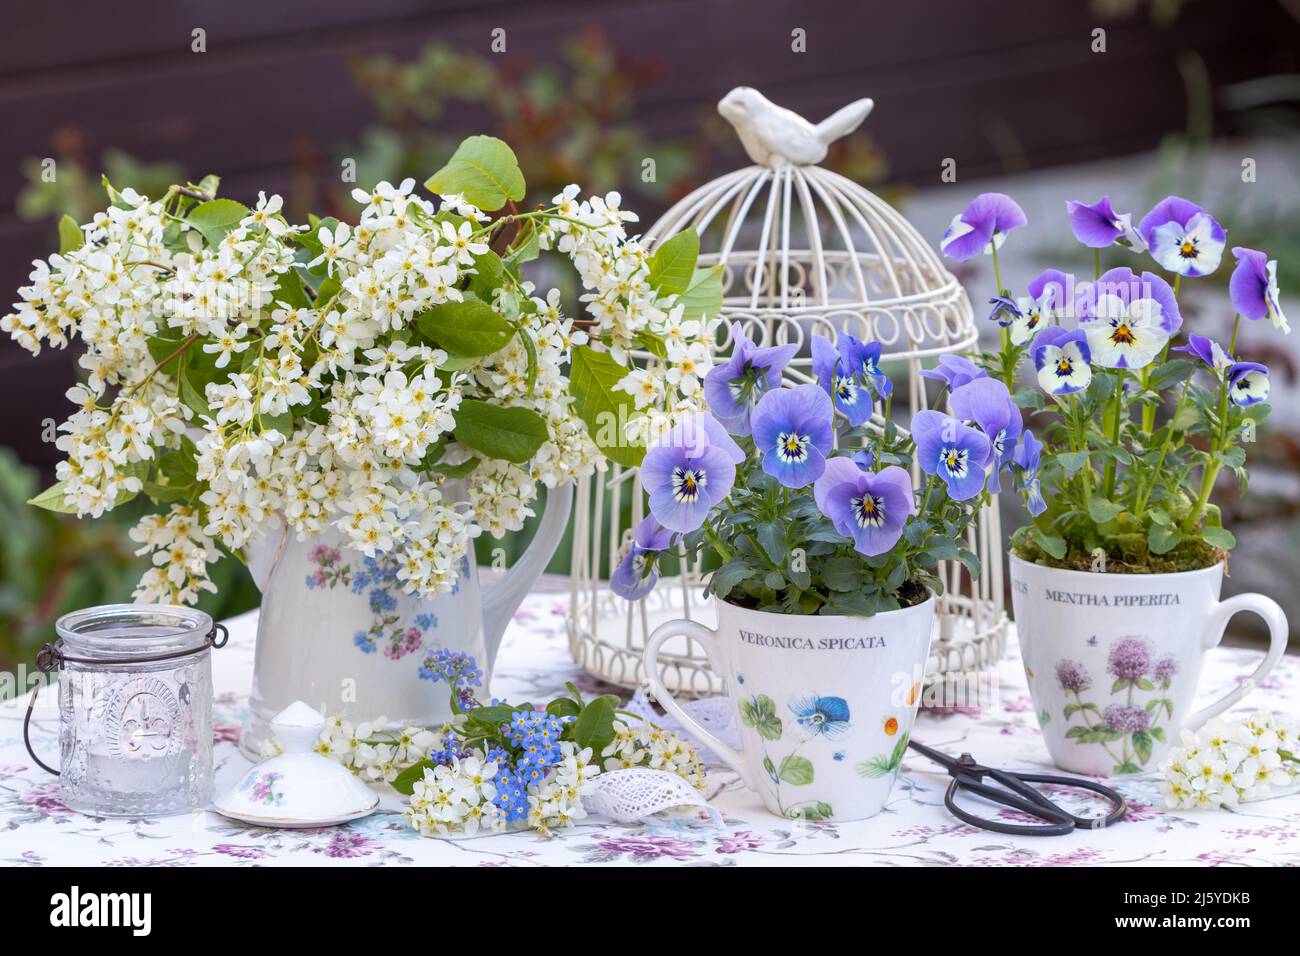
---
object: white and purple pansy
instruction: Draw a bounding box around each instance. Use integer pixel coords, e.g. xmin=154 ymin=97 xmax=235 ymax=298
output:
xmin=750 ymin=383 xmax=835 ymax=488
xmin=1065 ymin=196 xmax=1146 ymax=251
xmin=812 ymin=458 xmax=914 ymax=556
xmin=987 ymin=295 xmax=1021 ymax=328
xmin=1077 ymin=267 xmax=1181 ymax=369
xmin=1229 ymin=246 xmax=1289 ymax=334
xmin=1012 ymin=268 xmax=1072 ymax=346
xmin=703 ymin=321 xmax=800 ymax=435
xmin=949 ymin=376 xmax=1023 ymax=484
xmin=641 ymin=412 xmax=741 ymax=533
xmin=911 ymin=410 xmax=992 ymax=501
xmin=1031 ymin=327 xmax=1092 ymax=395
xmin=1137 ymin=195 xmax=1226 ymax=278
xmin=610 ymin=516 xmax=674 ymax=601
xmin=812 ymin=336 xmax=871 ymax=426
xmin=1227 ymin=362 xmax=1270 ymax=407
xmin=940 ymin=192 xmax=1027 ymax=261
xmin=1173 ymin=333 xmax=1233 ymax=378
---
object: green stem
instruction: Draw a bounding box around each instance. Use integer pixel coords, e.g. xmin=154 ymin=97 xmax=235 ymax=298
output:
xmin=1094 ymin=248 xmax=1101 ymax=281
xmin=1228 ymin=314 xmax=1241 ymax=355
xmin=1180 ymin=378 xmax=1231 ymax=533
xmin=1133 ymin=382 xmax=1191 ymax=515
xmin=1102 ymin=370 xmax=1125 ymax=499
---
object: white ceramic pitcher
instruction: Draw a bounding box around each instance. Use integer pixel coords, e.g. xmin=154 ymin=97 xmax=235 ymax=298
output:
xmin=238 ymin=484 xmax=572 ymax=757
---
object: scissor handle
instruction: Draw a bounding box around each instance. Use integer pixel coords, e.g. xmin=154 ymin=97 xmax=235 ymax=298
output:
xmin=945 ymin=776 xmax=1077 ymax=836
xmin=1010 ymin=772 xmax=1127 ymax=831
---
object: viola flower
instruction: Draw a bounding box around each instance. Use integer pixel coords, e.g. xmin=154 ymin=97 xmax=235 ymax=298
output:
xmin=788 ymin=693 xmax=853 ymax=740
xmin=813 ymin=458 xmax=914 ymax=556
xmin=852 ymin=448 xmax=874 ymax=470
xmin=1227 ymin=362 xmax=1270 ymax=406
xmin=940 ymin=192 xmax=1028 ymax=261
xmin=987 ymin=296 xmax=1021 ymax=327
xmin=1137 ymin=196 xmax=1226 ymax=278
xmin=1012 ymin=429 xmax=1046 ymax=516
xmin=663 ymin=411 xmax=746 ymax=465
xmin=1229 ymin=247 xmax=1289 ymax=334
xmin=949 ymin=377 xmax=1023 ymax=480
xmin=610 ymin=516 xmax=674 ymax=601
xmin=1173 ymin=333 xmax=1233 ymax=377
xmin=1012 ymin=269 xmax=1072 ymax=346
xmin=703 ymin=321 xmax=799 ymax=435
xmin=641 ymin=417 xmax=738 ymax=533
xmin=812 ymin=336 xmax=871 ymax=426
xmin=1031 ymin=327 xmax=1092 ymax=396
xmin=750 ymin=384 xmax=834 ymax=488
xmin=1065 ymin=196 xmax=1146 ymax=251
xmin=920 ymin=354 xmax=987 ymax=390
xmin=1077 ymin=267 xmax=1181 ymax=369
xmin=911 ymin=410 xmax=992 ymax=501
xmin=840 ymin=334 xmax=893 ymax=400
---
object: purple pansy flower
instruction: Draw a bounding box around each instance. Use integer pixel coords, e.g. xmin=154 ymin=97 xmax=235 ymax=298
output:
xmin=703 ymin=321 xmax=800 ymax=435
xmin=610 ymin=516 xmax=674 ymax=601
xmin=1012 ymin=269 xmax=1073 ymax=346
xmin=911 ymin=410 xmax=993 ymax=501
xmin=813 ymin=458 xmax=914 ymax=556
xmin=1227 ymin=361 xmax=1270 ymax=406
xmin=1107 ymin=636 xmax=1153 ymax=680
xmin=812 ymin=336 xmax=871 ymax=425
xmin=1013 ymin=429 xmax=1046 ymax=516
xmin=1077 ymin=267 xmax=1181 ymax=369
xmin=1065 ymin=196 xmax=1146 ymax=251
xmin=1137 ymin=196 xmax=1226 ymax=278
xmin=852 ymin=447 xmax=874 ymax=470
xmin=1229 ymin=246 xmax=1289 ymax=334
xmin=1031 ymin=327 xmax=1092 ymax=395
xmin=663 ymin=411 xmax=745 ymax=464
xmin=950 ymin=377 xmax=1023 ymax=477
xmin=641 ymin=414 xmax=738 ymax=533
xmin=841 ymin=334 xmax=893 ymax=400
xmin=987 ymin=296 xmax=1021 ymax=327
xmin=920 ymin=354 xmax=988 ymax=390
xmin=1173 ymin=333 xmax=1233 ymax=377
xmin=1054 ymin=659 xmax=1091 ymax=693
xmin=940 ymin=192 xmax=1028 ymax=261
xmin=750 ymin=384 xmax=834 ymax=488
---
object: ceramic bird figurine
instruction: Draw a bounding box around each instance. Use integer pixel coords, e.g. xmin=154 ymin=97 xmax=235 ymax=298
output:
xmin=717 ymin=87 xmax=874 ymax=167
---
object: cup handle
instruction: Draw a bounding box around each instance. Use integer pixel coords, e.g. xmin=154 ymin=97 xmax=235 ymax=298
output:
xmin=644 ymin=618 xmax=754 ymax=789
xmin=1183 ymin=592 xmax=1289 ymax=732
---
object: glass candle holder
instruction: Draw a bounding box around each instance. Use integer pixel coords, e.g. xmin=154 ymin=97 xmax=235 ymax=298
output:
xmin=50 ymin=605 xmax=220 ymax=817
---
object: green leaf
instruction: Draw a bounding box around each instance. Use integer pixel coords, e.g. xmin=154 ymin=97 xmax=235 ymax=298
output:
xmin=573 ymin=697 xmax=616 ymax=754
xmin=546 ymin=697 xmax=581 ymax=719
xmin=820 ymin=556 xmax=863 ymax=592
xmin=568 ymin=344 xmax=643 ymax=468
xmin=1086 ymin=496 xmax=1124 ymax=524
xmin=186 ymin=198 xmax=250 ymax=248
xmin=467 ymin=250 xmax=506 ymax=303
xmin=431 ymin=457 xmax=479 ymax=480
xmin=424 ymin=135 xmax=525 ymax=212
xmin=1032 ymin=528 xmax=1068 ymax=560
xmin=1147 ymin=523 xmax=1182 ymax=555
xmin=777 ymin=754 xmax=815 ymax=786
xmin=452 ymin=399 xmax=548 ymax=464
xmin=709 ymin=560 xmax=754 ymax=597
xmin=674 ymin=265 xmax=724 ymax=323
xmin=1150 ymin=726 xmax=1166 ymax=743
xmin=504 ymin=223 xmax=539 ymax=268
xmin=27 ymin=481 xmax=78 ymax=514
xmin=1056 ymin=451 xmax=1091 ymax=475
xmin=273 ymin=267 xmax=312 ymax=310
xmin=58 ymin=215 xmax=84 ymax=254
xmin=647 ymin=230 xmax=700 ymax=296
xmin=1065 ymin=725 xmax=1090 ymax=739
xmin=415 ymin=299 xmax=515 ymax=358
xmin=1200 ymin=526 xmax=1236 ymax=550
xmin=1131 ymin=730 xmax=1153 ymax=764
xmin=756 ymin=522 xmax=784 ymax=564
xmin=391 ymin=760 xmax=433 ymax=795
xmin=1114 ymin=761 xmax=1144 ymax=775
xmin=786 ymin=801 xmax=834 ymax=821
xmin=738 ymin=694 xmax=782 ymax=740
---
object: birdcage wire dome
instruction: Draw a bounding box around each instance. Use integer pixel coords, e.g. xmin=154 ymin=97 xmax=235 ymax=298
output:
xmin=567 ymin=96 xmax=1008 ymax=701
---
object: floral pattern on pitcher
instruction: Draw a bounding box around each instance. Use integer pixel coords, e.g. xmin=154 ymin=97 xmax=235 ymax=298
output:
xmin=305 ymin=545 xmax=470 ymax=662
xmin=238 ymin=771 xmax=285 ymax=807
xmin=1054 ymin=635 xmax=1180 ymax=775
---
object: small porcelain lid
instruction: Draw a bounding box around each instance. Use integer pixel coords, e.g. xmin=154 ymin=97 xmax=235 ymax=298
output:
xmin=214 ymin=702 xmax=379 ymax=828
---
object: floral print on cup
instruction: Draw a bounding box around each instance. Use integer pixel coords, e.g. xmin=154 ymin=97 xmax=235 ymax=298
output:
xmin=739 ymin=691 xmax=854 ymax=821
xmin=1055 ymin=635 xmax=1179 ymax=775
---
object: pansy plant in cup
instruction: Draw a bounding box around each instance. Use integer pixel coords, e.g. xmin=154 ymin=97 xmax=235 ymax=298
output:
xmin=937 ymin=192 xmax=1287 ymax=570
xmin=612 ymin=325 xmax=1005 ymax=616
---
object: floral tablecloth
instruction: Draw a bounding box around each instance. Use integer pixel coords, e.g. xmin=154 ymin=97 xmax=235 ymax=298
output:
xmin=3 ymin=593 xmax=1298 ymax=867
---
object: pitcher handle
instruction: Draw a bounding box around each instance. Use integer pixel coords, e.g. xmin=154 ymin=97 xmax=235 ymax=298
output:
xmin=481 ymin=483 xmax=573 ymax=662
xmin=644 ymin=618 xmax=754 ymax=789
xmin=1183 ymin=592 xmax=1289 ymax=732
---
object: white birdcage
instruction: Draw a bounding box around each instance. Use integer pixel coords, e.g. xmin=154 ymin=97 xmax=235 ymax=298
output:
xmin=567 ymin=89 xmax=1008 ymax=699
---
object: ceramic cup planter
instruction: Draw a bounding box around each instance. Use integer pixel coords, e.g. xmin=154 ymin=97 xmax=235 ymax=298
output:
xmin=1010 ymin=556 xmax=1288 ymax=778
xmin=644 ymin=595 xmax=935 ymax=822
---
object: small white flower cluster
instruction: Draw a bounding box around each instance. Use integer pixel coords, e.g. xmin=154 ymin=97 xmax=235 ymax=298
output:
xmin=404 ymin=752 xmax=504 ymax=837
xmin=526 ymin=743 xmax=603 ymax=836
xmin=1159 ymin=711 xmax=1297 ymax=810
xmin=601 ymin=719 xmax=708 ymax=791
xmin=5 ymin=176 xmax=702 ymax=605
xmin=312 ymin=714 xmax=438 ymax=784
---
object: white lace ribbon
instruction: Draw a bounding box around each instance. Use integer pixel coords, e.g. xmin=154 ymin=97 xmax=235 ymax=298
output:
xmin=586 ymin=768 xmax=720 ymax=824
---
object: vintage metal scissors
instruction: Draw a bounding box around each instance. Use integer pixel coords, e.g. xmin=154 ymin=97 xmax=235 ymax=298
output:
xmin=907 ymin=740 xmax=1127 ymax=836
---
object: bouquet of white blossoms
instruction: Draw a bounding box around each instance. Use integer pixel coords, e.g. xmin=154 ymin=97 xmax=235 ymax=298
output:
xmin=3 ymin=136 xmax=722 ymax=603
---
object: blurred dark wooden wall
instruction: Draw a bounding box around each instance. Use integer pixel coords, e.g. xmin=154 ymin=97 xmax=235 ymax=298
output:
xmin=3 ymin=0 xmax=1298 ymax=472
